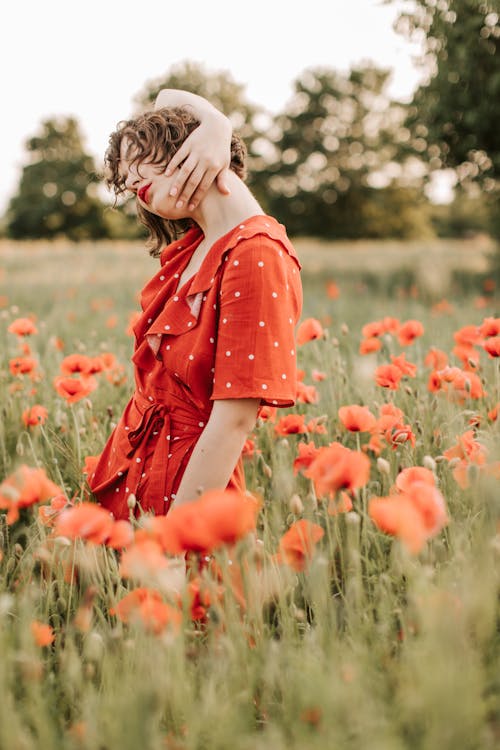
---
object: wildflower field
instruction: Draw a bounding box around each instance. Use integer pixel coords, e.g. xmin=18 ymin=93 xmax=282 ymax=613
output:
xmin=0 ymin=238 xmax=499 ymax=750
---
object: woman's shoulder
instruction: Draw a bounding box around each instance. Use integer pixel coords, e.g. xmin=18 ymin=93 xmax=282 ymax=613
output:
xmin=222 ymin=215 xmax=301 ymax=269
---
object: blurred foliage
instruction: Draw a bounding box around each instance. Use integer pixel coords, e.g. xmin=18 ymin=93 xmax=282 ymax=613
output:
xmin=259 ymin=65 xmax=434 ymax=237
xmin=6 ymin=118 xmax=109 ymax=241
xmin=392 ymin=0 xmax=500 ymax=270
xmin=430 ymin=187 xmax=494 ymax=237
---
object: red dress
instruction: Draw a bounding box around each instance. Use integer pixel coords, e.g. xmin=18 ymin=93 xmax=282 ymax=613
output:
xmin=88 ymin=215 xmax=302 ymax=520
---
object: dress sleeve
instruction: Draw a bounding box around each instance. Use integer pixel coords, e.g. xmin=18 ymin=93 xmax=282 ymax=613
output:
xmin=211 ymin=234 xmax=303 ymax=407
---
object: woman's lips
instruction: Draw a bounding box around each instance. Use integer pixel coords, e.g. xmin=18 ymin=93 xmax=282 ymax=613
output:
xmin=138 ymin=183 xmax=152 ymax=203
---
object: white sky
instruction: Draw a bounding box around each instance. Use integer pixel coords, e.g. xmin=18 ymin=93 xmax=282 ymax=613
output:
xmin=0 ymin=0 xmax=426 ymax=213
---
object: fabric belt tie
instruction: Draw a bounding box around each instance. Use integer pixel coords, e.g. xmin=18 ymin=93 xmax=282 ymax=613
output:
xmin=126 ymin=402 xmax=172 ymax=503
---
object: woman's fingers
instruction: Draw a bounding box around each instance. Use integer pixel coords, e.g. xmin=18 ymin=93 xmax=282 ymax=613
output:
xmin=174 ymin=163 xmax=207 ymax=208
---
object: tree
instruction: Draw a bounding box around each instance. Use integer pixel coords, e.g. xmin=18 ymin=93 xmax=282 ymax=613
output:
xmin=258 ymin=64 xmax=432 ymax=238
xmin=6 ymin=117 xmax=108 ymax=240
xmin=393 ymin=1 xmax=500 ymax=234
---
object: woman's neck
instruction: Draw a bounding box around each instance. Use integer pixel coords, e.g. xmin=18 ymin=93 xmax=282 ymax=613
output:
xmin=191 ymin=172 xmax=264 ymax=245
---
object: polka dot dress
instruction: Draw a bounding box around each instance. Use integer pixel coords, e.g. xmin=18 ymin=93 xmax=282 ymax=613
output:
xmin=88 ymin=215 xmax=303 ymax=521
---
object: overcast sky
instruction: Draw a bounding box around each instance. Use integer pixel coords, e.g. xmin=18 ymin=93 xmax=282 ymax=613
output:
xmin=1 ymin=0 xmax=425 ymax=213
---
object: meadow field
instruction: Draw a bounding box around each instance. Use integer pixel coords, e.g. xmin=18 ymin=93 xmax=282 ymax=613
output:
xmin=0 ymin=236 xmax=499 ymax=750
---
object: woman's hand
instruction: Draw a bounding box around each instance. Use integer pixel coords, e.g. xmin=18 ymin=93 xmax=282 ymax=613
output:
xmin=154 ymin=89 xmax=233 ymax=211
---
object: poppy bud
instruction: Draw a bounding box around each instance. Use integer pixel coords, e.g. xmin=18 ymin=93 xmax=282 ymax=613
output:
xmin=262 ymin=463 xmax=273 ymax=479
xmin=289 ymin=494 xmax=304 ymax=515
xmin=377 ymin=457 xmax=391 ymax=475
xmin=423 ymin=455 xmax=437 ymax=472
xmin=341 ymin=323 xmax=349 ymax=336
xmin=127 ymin=493 xmax=137 ymax=510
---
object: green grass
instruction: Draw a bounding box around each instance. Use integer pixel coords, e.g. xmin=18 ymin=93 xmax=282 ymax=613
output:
xmin=0 ymin=238 xmax=499 ymax=750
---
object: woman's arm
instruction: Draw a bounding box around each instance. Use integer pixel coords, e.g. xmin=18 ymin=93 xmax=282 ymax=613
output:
xmin=172 ymin=398 xmax=260 ymax=507
xmin=154 ymin=89 xmax=233 ymax=210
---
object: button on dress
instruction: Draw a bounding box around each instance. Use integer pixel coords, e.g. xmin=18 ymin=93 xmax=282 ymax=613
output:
xmin=88 ymin=215 xmax=303 ymax=520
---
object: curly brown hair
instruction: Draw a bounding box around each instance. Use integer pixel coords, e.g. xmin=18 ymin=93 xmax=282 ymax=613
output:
xmin=104 ymin=107 xmax=247 ymax=256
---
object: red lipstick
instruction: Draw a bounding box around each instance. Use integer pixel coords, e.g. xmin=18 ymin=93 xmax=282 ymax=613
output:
xmin=138 ymin=183 xmax=152 ymax=203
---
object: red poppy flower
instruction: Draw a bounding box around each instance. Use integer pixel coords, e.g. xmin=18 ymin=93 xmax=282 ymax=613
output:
xmin=480 ymin=317 xmax=500 ymax=337
xmin=326 ymin=281 xmax=340 ymax=299
xmin=9 ymin=356 xmax=38 ymax=376
xmin=296 ymin=382 xmax=319 ymax=404
xmin=142 ymin=489 xmax=260 ymax=555
xmin=54 ymin=502 xmax=115 ymax=545
xmin=293 ymin=441 xmax=320 ymax=475
xmin=359 ymin=337 xmax=382 ymax=355
xmin=305 ymin=442 xmax=370 ymax=498
xmin=390 ymin=354 xmax=417 ymax=377
xmin=110 ymin=588 xmax=182 ymax=634
xmin=397 ymin=320 xmax=424 ymax=346
xmin=8 ymin=317 xmax=38 ymax=336
xmin=453 ymin=325 xmax=483 ymax=347
xmin=0 ymin=466 xmax=62 ymax=525
xmin=53 ymin=375 xmax=98 ymax=403
xmin=338 ymin=405 xmax=376 ymax=432
xmin=31 ymin=621 xmax=55 ymax=647
xmin=296 ymin=318 xmax=324 ymax=345
xmin=22 ymin=405 xmax=48 ymax=427
xmin=278 ymin=519 xmax=324 ymax=571
xmin=274 ymin=413 xmax=307 ymax=436
xmin=424 ymin=347 xmax=448 ymax=370
xmin=484 ymin=337 xmax=500 ymax=358
xmin=374 ymin=364 xmax=403 ymax=390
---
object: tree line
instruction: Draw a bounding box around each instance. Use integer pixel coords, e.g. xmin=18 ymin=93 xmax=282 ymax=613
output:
xmin=3 ymin=0 xmax=499 ymax=245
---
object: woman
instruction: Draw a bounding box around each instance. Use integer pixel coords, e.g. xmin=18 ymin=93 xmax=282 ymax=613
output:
xmin=88 ymin=91 xmax=302 ymax=520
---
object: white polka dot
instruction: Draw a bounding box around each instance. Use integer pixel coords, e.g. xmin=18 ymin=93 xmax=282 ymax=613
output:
xmin=211 ymin=368 xmax=215 ymax=373
xmin=117 ymin=471 xmax=123 ymax=476
xmin=224 ymin=255 xmax=228 ymax=261
xmin=187 ymin=321 xmax=192 ymax=327
xmin=136 ymin=457 xmax=141 ymax=463
xmin=281 ymin=374 xmax=287 ymax=379
xmin=174 ymin=273 xmax=179 ymax=278
xmin=203 ymin=295 xmax=207 ymax=300
xmin=248 ymin=354 xmax=254 ymax=360
xmin=289 ymin=318 xmax=293 ymax=324
xmin=160 ymin=275 xmax=165 ymax=281
xmin=291 ymin=349 xmax=295 ymax=355
xmin=279 ymin=250 xmax=283 ymax=256
xmin=189 ymin=354 xmax=194 ymax=360
xmin=141 ymin=472 xmax=146 ymax=478
xmin=226 ymin=382 xmax=232 ymax=388
xmin=272 ymin=292 xmax=278 ymax=298
xmin=258 ymin=261 xmax=264 ymax=267
xmin=239 ymin=224 xmax=245 ymax=229
xmin=166 ymin=344 xmax=170 ymax=350
xmin=233 ymin=260 xmax=239 ymax=266
xmin=262 ymin=384 xmax=268 ymax=390
xmin=147 ymin=318 xmax=152 ymax=323
xmin=164 ymin=325 xmax=170 ymax=330
xmin=173 ymin=295 xmax=179 ymax=301
xmin=125 ymin=426 xmax=130 ymax=431
xmin=225 ymin=350 xmax=231 ymax=356
xmin=209 ymin=337 xmax=214 ymax=343
xmin=234 ymin=291 xmax=241 ymax=297
xmin=259 ymin=321 xmax=265 ymax=327
xmin=115 ymin=488 xmax=120 ymax=493
xmin=274 ymin=341 xmax=279 ymax=347
xmin=272 ymin=400 xmax=278 ymax=405
xmin=222 ymin=318 xmax=228 ymax=324
xmin=210 ymin=277 xmax=214 ymax=283
xmin=198 ymin=421 xmax=204 ymax=427
xmin=166 ymin=435 xmax=171 ymax=440
xmin=148 ymin=396 xmax=153 ymax=402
